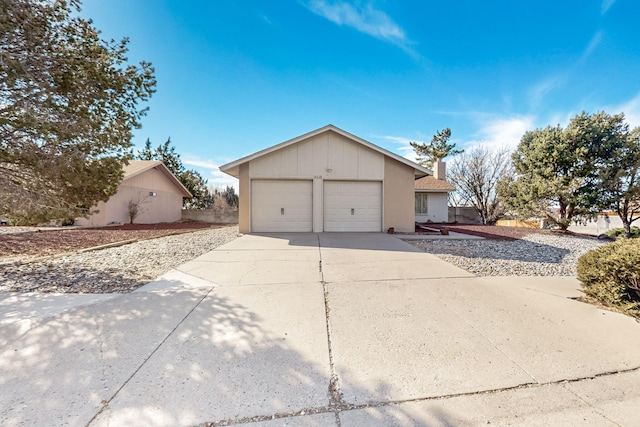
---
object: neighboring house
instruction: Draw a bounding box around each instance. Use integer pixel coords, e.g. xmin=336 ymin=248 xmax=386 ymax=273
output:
xmin=75 ymin=160 xmax=192 ymax=226
xmin=414 ymin=161 xmax=456 ymax=223
xmin=219 ymin=124 xmax=431 ymax=233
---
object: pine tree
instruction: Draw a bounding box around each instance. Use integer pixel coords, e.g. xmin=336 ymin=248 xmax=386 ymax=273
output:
xmin=0 ymin=0 xmax=156 ymax=224
xmin=410 ymin=128 xmax=463 ymax=168
xmin=135 ymin=138 xmax=212 ymax=209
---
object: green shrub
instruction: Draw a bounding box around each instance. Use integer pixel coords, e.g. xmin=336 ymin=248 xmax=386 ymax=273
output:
xmin=577 ymin=239 xmax=640 ymax=316
xmin=605 ymin=226 xmax=640 ymax=238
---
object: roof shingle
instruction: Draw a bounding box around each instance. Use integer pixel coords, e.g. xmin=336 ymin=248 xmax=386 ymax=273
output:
xmin=414 ymin=175 xmax=456 ymax=192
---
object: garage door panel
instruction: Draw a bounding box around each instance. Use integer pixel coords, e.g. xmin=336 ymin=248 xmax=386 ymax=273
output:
xmin=252 ymin=180 xmax=312 ymax=232
xmin=324 ymin=181 xmax=381 ymax=232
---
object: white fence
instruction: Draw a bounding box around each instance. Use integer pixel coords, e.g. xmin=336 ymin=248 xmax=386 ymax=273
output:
xmin=567 ymin=215 xmax=624 ymax=236
xmin=448 ymin=207 xmax=482 ymax=224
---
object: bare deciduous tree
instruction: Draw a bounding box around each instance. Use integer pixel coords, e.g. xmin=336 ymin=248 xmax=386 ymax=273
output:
xmin=208 ymin=185 xmax=239 ymax=215
xmin=448 ymin=145 xmax=512 ymax=225
xmin=127 ymin=192 xmax=149 ymax=224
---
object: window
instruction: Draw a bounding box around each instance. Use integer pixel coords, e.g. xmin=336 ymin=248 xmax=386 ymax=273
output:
xmin=415 ymin=193 xmax=429 ymax=214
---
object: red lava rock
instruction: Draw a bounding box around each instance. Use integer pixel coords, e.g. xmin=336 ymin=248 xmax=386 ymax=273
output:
xmin=0 ymin=222 xmax=225 ymax=261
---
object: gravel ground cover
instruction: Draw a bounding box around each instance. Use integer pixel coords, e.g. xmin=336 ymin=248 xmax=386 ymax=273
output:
xmin=417 ymin=224 xmax=556 ymax=241
xmin=0 ymin=222 xmax=222 ymax=263
xmin=409 ymin=233 xmax=605 ymax=276
xmin=0 ymin=223 xmax=604 ymax=293
xmin=0 ymin=226 xmax=239 ymax=293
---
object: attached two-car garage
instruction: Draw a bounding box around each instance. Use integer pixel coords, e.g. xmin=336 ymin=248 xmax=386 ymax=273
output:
xmin=220 ymin=125 xmax=429 ymax=234
xmin=251 ymin=179 xmax=382 ymax=232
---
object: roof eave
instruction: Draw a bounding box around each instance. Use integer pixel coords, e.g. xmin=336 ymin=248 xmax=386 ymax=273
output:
xmin=123 ymin=160 xmax=162 ymax=180
xmin=219 ymin=124 xmax=431 ymax=178
xmin=415 ymin=188 xmax=454 ymax=193
xmin=157 ymin=165 xmax=193 ymax=198
xmin=122 ymin=161 xmax=192 ymax=198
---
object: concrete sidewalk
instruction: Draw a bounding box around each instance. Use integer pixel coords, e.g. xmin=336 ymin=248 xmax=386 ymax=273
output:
xmin=1 ymin=233 xmax=639 ymax=426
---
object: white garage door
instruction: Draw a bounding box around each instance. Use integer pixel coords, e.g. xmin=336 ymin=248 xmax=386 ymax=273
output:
xmin=324 ymin=181 xmax=382 ymax=232
xmin=252 ymin=180 xmax=312 ymax=232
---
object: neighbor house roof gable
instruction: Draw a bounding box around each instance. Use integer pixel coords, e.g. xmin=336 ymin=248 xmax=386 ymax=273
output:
xmin=123 ymin=160 xmax=192 ymax=197
xmin=219 ymin=124 xmax=431 ymax=178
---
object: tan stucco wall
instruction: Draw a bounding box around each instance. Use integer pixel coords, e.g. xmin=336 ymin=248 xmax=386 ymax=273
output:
xmin=249 ymin=130 xmax=384 ymax=180
xmin=75 ymin=167 xmax=184 ymax=226
xmin=75 ymin=200 xmax=107 ymax=226
xmin=123 ymin=168 xmax=185 ymax=195
xmin=383 ymin=157 xmax=414 ymax=233
xmin=238 ymin=163 xmax=250 ymax=233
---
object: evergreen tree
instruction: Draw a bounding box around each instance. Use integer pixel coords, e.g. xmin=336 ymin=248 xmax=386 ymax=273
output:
xmin=155 ymin=138 xmax=185 ymax=176
xmin=137 ymin=138 xmax=155 ymax=160
xmin=222 ymin=186 xmax=239 ymax=208
xmin=136 ymin=138 xmax=212 ymax=209
xmin=181 ymin=170 xmax=213 ymax=210
xmin=593 ymin=123 xmax=640 ymax=238
xmin=0 ymin=0 xmax=156 ymax=224
xmin=410 ymin=128 xmax=463 ymax=168
xmin=498 ymin=112 xmax=633 ymax=231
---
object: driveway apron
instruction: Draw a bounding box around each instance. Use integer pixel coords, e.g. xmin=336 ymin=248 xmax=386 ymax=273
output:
xmin=1 ymin=232 xmax=639 ymax=426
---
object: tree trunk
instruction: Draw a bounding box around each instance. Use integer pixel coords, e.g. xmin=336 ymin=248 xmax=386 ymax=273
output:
xmin=617 ymin=199 xmax=632 ymax=239
xmin=556 ymin=199 xmax=571 ymax=230
xmin=621 ymin=216 xmax=632 ymax=239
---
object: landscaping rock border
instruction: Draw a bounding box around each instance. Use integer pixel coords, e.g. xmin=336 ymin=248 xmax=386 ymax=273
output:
xmin=409 ymin=233 xmax=605 ymax=276
xmin=0 ymin=226 xmax=239 ymax=294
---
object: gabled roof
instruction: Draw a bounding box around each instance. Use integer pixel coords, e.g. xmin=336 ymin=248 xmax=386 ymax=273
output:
xmin=219 ymin=124 xmax=431 ymax=178
xmin=123 ymin=160 xmax=192 ymax=197
xmin=414 ymin=175 xmax=456 ymax=193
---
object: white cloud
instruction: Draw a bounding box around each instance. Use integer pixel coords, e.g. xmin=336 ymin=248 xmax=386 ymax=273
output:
xmin=611 ymin=92 xmax=640 ymax=128
xmin=373 ymin=114 xmax=534 ymax=169
xmin=601 ymin=0 xmax=616 ymax=14
xmin=579 ymin=31 xmax=603 ymax=64
xmin=547 ymin=111 xmax=576 ymax=128
xmin=529 ymin=75 xmax=567 ymax=108
xmin=261 ymin=15 xmax=272 ymax=25
xmin=182 ymin=158 xmax=219 ymax=170
xmin=183 ymin=157 xmax=239 ymax=191
xmin=529 ymin=31 xmax=602 ymax=108
xmin=465 ymin=115 xmax=536 ymax=151
xmin=302 ymin=1 xmax=418 ymax=57
xmin=375 ymin=135 xmax=421 ymax=163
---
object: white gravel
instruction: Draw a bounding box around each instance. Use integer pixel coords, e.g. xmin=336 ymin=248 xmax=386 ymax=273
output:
xmin=0 ymin=226 xmax=239 ymax=293
xmin=409 ymin=233 xmax=606 ymax=276
xmin=1 ymin=228 xmax=605 ymax=294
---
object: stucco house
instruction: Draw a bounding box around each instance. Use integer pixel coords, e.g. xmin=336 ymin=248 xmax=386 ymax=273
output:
xmin=220 ymin=125 xmax=438 ymax=233
xmin=414 ymin=161 xmax=456 ymax=223
xmin=75 ymin=160 xmax=192 ymax=226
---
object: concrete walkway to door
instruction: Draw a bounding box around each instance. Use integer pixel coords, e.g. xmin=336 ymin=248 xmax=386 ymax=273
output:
xmin=1 ymin=233 xmax=640 ymax=426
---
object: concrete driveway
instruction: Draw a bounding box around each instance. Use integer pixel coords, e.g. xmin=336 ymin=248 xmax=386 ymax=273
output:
xmin=1 ymin=233 xmax=640 ymax=426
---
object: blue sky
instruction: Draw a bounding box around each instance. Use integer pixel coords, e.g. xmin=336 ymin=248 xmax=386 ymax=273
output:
xmin=80 ymin=0 xmax=640 ymax=189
